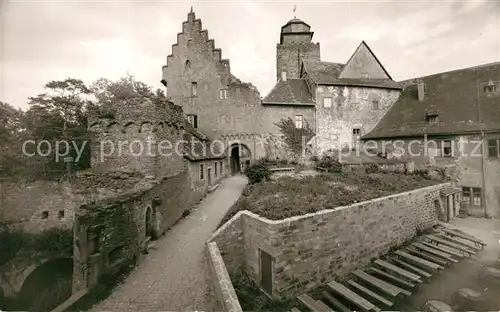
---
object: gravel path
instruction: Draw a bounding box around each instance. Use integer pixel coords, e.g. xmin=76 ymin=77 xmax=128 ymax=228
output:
xmin=90 ymin=175 xmax=248 ymax=311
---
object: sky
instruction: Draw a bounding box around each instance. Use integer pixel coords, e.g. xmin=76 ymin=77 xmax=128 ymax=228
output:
xmin=1 ymin=0 xmax=499 ymax=110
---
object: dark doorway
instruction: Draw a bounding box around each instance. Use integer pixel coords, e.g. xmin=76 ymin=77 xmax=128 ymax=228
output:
xmin=230 ymin=144 xmax=241 ymax=175
xmin=259 ymin=249 xmax=273 ymax=296
xmin=145 ymin=206 xmax=156 ymax=239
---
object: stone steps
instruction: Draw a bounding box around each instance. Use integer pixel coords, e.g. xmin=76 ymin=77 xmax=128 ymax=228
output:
xmin=293 ymin=229 xmax=486 ymax=312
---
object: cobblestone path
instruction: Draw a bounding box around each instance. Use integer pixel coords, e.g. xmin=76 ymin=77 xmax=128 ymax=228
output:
xmin=90 ymin=175 xmax=248 ymax=311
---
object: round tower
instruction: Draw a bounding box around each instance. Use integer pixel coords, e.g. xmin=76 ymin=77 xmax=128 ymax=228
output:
xmin=276 ymin=18 xmax=320 ymax=81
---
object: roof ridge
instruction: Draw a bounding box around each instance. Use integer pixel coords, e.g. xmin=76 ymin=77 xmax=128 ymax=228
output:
xmin=399 ymin=61 xmax=500 ymax=82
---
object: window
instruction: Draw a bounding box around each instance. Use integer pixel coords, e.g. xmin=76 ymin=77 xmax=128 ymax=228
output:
xmin=442 ymin=140 xmax=452 ymax=157
xmin=214 ymin=162 xmax=218 ymax=177
xmin=472 ymin=188 xmax=482 ymax=206
xmin=462 ymin=187 xmax=470 ymax=204
xmin=353 ymin=128 xmax=361 ymax=136
xmin=484 ymin=84 xmax=496 ymax=93
xmin=185 ymin=60 xmax=191 ymax=70
xmin=199 ymin=164 xmax=204 ymax=180
xmin=323 ymin=97 xmax=332 ymax=108
xmin=372 ymin=99 xmax=379 ymax=110
xmin=295 ymin=115 xmax=303 ymax=129
xmin=187 ymin=114 xmax=198 ymax=128
xmin=58 ymin=210 xmax=65 ymax=219
xmin=488 ymin=139 xmax=499 ymax=158
xmin=191 ymin=82 xmax=197 ymax=97
xmin=219 ymin=88 xmax=228 ymax=99
xmin=462 ymin=187 xmax=482 ymax=206
xmin=220 ymin=161 xmax=223 ymax=174
xmin=281 ymin=71 xmax=287 ymax=81
xmin=41 ymin=211 xmax=49 ymax=219
xmin=427 ymin=115 xmax=437 ymax=123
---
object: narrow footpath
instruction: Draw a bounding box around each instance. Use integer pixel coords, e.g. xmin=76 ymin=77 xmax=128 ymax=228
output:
xmin=90 ymin=175 xmax=248 ymax=311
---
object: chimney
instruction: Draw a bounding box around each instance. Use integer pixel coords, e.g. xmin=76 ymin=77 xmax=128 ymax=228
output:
xmin=417 ymin=81 xmax=425 ymax=102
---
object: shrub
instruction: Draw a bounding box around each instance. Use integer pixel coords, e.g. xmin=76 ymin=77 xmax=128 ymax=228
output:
xmin=317 ymin=155 xmax=342 ymax=173
xmin=244 ymin=162 xmax=271 ymax=184
xmin=365 ymin=164 xmax=379 ymax=174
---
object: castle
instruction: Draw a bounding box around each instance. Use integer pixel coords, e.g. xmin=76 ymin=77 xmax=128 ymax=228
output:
xmin=161 ymin=9 xmax=402 ymax=170
xmin=161 ymin=8 xmax=500 ymax=218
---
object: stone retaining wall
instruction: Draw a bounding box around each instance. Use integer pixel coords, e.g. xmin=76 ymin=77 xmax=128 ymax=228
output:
xmin=206 ymin=242 xmax=243 ymax=312
xmin=210 ymin=182 xmax=449 ymax=300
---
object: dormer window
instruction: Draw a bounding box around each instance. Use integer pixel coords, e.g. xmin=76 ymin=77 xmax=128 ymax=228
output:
xmin=484 ymin=81 xmax=496 ymax=93
xmin=427 ymin=115 xmax=438 ymax=123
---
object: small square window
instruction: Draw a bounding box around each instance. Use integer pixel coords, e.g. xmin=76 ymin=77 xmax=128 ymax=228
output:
xmin=219 ymin=88 xmax=228 ymax=99
xmin=484 ymin=84 xmax=496 ymax=93
xmin=58 ymin=210 xmax=65 ymax=219
xmin=372 ymin=99 xmax=379 ymax=110
xmin=295 ymin=115 xmax=303 ymax=129
xmin=487 ymin=139 xmax=498 ymax=158
xmin=323 ymin=97 xmax=332 ymax=108
xmin=187 ymin=114 xmax=198 ymax=128
xmin=191 ymin=82 xmax=197 ymax=97
xmin=41 ymin=211 xmax=49 ymax=219
xmin=427 ymin=115 xmax=437 ymax=123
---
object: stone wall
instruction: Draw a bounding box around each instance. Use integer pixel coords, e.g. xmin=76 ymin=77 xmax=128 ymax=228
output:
xmin=162 ymin=11 xmax=262 ymax=140
xmin=207 ymin=242 xmax=243 ymax=312
xmin=342 ymin=161 xmax=414 ymax=174
xmin=210 ymin=183 xmax=449 ymax=299
xmin=0 ymin=180 xmax=79 ymax=232
xmin=188 ymin=159 xmax=228 ymax=203
xmin=316 ymin=86 xmax=400 ymax=154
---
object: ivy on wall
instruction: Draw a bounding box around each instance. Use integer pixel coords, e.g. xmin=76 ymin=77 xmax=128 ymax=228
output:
xmin=274 ymin=117 xmax=315 ymax=157
xmin=0 ymin=227 xmax=73 ymax=266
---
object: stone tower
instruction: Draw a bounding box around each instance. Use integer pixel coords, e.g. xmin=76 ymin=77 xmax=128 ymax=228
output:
xmin=276 ymin=18 xmax=320 ymax=81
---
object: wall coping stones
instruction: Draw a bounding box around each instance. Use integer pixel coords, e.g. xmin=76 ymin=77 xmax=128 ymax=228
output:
xmin=207 ymin=242 xmax=243 ymax=312
xmin=211 ymin=183 xmax=450 ymax=231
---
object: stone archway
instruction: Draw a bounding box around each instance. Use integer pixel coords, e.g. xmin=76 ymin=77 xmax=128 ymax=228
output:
xmin=16 ymin=258 xmax=73 ymax=312
xmin=229 ymin=143 xmax=252 ymax=175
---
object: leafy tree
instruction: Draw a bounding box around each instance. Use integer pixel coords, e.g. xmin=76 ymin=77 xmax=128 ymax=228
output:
xmin=24 ymin=78 xmax=94 ymax=177
xmin=0 ymin=102 xmax=25 ymax=176
xmin=274 ymin=117 xmax=315 ymax=157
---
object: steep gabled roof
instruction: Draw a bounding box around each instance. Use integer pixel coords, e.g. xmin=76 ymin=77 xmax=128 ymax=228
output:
xmin=301 ymin=60 xmax=401 ymax=89
xmin=364 ymin=62 xmax=500 ymax=139
xmin=262 ymin=79 xmax=315 ymax=105
xmin=339 ymin=41 xmax=393 ymax=80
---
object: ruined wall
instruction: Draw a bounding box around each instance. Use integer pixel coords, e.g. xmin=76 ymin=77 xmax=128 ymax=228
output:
xmin=162 ymin=11 xmax=262 ymax=140
xmin=316 ymin=85 xmax=400 ymax=154
xmin=0 ymin=180 xmax=79 ymax=232
xmin=211 ymin=183 xmax=448 ymax=299
xmin=88 ymin=99 xmax=185 ymax=180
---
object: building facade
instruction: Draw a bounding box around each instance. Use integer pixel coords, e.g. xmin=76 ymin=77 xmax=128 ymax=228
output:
xmin=363 ymin=62 xmax=500 ymax=218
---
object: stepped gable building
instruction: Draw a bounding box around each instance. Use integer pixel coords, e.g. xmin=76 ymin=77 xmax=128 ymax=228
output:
xmin=161 ymin=9 xmax=403 ymax=166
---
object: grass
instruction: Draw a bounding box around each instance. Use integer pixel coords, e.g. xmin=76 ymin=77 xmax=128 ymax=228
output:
xmin=220 ymin=171 xmax=438 ymax=225
xmin=231 ymin=269 xmax=299 ymax=311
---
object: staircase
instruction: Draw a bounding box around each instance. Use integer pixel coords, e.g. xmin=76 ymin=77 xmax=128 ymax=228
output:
xmin=289 ymin=225 xmax=487 ymax=312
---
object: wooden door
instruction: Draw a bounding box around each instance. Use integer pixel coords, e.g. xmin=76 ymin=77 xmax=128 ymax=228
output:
xmin=260 ymin=249 xmax=273 ymax=295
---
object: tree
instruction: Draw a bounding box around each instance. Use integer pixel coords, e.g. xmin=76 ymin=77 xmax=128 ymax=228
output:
xmin=24 ymin=78 xmax=94 ymax=176
xmin=274 ymin=117 xmax=315 ymax=159
xmin=0 ymin=102 xmax=25 ymax=176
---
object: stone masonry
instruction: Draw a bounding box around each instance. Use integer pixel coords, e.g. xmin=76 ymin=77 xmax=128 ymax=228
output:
xmin=208 ymin=183 xmax=451 ymax=300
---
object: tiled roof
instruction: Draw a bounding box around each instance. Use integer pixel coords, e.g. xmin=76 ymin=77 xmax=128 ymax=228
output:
xmin=183 ymin=122 xmax=226 ymax=161
xmin=364 ymin=62 xmax=500 ymax=139
xmin=302 ymin=60 xmax=402 ymax=89
xmin=262 ymin=79 xmax=315 ymax=105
